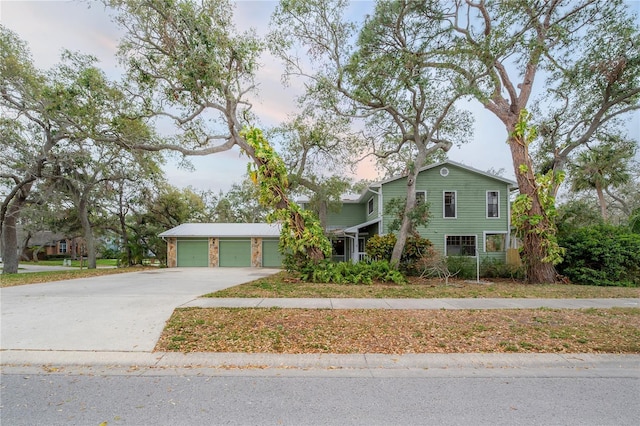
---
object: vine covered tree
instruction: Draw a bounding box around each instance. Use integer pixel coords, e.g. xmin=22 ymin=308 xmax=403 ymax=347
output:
xmin=106 ymin=0 xmax=330 ymax=262
xmin=271 ymin=0 xmax=473 ymax=266
xmin=402 ymin=0 xmax=640 ymax=283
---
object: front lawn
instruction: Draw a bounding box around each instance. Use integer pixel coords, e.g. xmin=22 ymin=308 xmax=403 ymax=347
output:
xmin=206 ymin=271 xmax=640 ymax=299
xmin=156 ymin=307 xmax=640 ymax=354
xmin=0 ymin=266 xmax=150 ymax=287
xmin=20 ymin=258 xmax=118 ymax=268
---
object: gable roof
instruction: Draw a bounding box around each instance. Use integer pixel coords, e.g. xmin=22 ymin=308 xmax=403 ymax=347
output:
xmin=355 ymin=160 xmax=517 ymax=203
xmin=159 ymin=223 xmax=281 ymax=238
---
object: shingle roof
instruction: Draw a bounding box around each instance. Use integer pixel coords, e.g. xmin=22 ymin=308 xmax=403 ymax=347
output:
xmin=159 ymin=223 xmax=282 ymax=238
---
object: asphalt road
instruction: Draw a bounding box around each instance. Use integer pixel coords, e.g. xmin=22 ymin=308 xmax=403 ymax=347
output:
xmin=2 ymin=372 xmax=638 ymax=426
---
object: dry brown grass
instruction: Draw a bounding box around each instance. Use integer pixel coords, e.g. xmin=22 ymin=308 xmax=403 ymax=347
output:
xmin=156 ymin=307 xmax=640 ymax=354
xmin=207 ymin=271 xmax=640 ymax=299
xmin=0 ymin=267 xmax=152 ymax=287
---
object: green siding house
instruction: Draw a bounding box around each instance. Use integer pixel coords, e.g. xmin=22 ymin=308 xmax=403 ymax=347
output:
xmin=311 ymin=161 xmax=517 ymax=263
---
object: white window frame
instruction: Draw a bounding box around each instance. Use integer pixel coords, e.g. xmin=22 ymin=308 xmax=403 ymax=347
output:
xmin=59 ymin=240 xmax=67 ymax=254
xmin=444 ymin=234 xmax=476 ymax=256
xmin=367 ymin=197 xmax=374 ymax=215
xmin=443 ymin=190 xmax=457 ymax=219
xmin=416 ymin=190 xmax=426 ymax=205
xmin=486 ymin=190 xmax=500 ymax=219
xmin=483 ymin=231 xmax=508 ymax=252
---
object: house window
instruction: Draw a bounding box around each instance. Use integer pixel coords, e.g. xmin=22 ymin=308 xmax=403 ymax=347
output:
xmin=416 ymin=191 xmax=426 ymax=205
xmin=59 ymin=240 xmax=67 ymax=254
xmin=485 ymin=233 xmax=506 ymax=252
xmin=367 ymin=197 xmax=374 ymax=215
xmin=487 ymin=191 xmax=499 ymax=218
xmin=446 ymin=235 xmax=476 ymax=256
xmin=443 ymin=191 xmax=456 ymax=218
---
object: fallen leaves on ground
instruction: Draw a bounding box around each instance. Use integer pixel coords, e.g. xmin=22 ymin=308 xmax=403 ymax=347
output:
xmin=156 ymin=307 xmax=640 ymax=354
xmin=206 ymin=272 xmax=640 ymax=299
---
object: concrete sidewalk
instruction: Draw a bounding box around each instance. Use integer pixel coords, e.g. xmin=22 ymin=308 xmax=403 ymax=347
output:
xmin=181 ymin=297 xmax=640 ymax=310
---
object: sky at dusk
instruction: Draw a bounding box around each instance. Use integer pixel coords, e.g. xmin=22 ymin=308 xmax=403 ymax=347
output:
xmin=2 ymin=0 xmax=638 ymax=193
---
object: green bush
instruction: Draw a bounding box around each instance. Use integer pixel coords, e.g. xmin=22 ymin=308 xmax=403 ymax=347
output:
xmin=558 ymin=224 xmax=640 ymax=287
xmin=364 ymin=234 xmax=433 ymax=275
xmin=480 ymin=258 xmax=525 ymax=280
xmin=446 ymin=256 xmax=476 ymax=280
xmin=365 ymin=234 xmax=396 ymax=261
xmin=298 ymin=259 xmax=406 ymax=285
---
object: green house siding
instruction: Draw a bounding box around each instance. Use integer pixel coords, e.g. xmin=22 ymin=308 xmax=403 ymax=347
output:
xmin=176 ymin=239 xmax=209 ymax=267
xmin=326 ymin=202 xmax=366 ymax=228
xmin=380 ymin=164 xmax=512 ymax=260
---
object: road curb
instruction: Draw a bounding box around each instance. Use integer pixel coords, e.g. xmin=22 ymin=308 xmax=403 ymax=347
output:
xmin=2 ymin=350 xmax=639 ymax=376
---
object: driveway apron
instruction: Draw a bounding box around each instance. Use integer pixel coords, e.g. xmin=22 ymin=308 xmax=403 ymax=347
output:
xmin=0 ymin=268 xmax=279 ymax=352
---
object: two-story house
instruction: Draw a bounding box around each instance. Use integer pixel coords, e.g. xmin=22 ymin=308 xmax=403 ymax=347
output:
xmin=313 ymin=160 xmax=517 ymax=263
xmin=160 ymin=161 xmax=516 ymax=268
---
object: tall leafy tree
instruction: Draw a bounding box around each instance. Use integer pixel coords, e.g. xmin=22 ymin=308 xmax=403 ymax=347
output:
xmin=395 ymin=0 xmax=640 ymax=283
xmin=106 ymin=0 xmax=330 ymax=262
xmin=270 ymin=108 xmax=355 ymax=230
xmin=533 ymin=2 xmax=640 ymax=195
xmin=1 ymin=28 xmax=150 ymax=273
xmin=271 ymin=0 xmax=473 ymax=265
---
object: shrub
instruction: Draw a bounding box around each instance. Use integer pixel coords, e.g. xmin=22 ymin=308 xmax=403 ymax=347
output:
xmin=446 ymin=256 xmax=476 ymax=280
xmin=558 ymin=224 xmax=640 ymax=287
xmin=364 ymin=234 xmax=433 ymax=275
xmin=480 ymin=258 xmax=525 ymax=280
xmin=365 ymin=234 xmax=396 ymax=261
xmin=298 ymin=259 xmax=406 ymax=285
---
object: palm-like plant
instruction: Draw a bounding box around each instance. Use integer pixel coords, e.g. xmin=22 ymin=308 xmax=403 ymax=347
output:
xmin=570 ymin=137 xmax=636 ymax=221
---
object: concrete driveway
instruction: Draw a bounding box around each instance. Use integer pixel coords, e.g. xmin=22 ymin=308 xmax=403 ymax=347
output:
xmin=0 ymin=267 xmax=279 ymax=352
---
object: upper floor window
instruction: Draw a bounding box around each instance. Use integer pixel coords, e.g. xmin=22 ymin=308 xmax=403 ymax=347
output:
xmin=487 ymin=191 xmax=499 ymax=218
xmin=443 ymin=191 xmax=456 ymax=218
xmin=416 ymin=191 xmax=426 ymax=205
xmin=367 ymin=197 xmax=374 ymax=215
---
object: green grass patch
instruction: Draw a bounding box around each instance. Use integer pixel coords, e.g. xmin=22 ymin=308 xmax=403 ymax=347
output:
xmin=20 ymin=259 xmax=118 ymax=268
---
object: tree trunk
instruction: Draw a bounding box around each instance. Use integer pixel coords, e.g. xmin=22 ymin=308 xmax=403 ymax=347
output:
xmin=1 ymin=184 xmax=32 ymax=274
xmin=1 ymin=204 xmax=20 ymax=274
xmin=390 ymin=170 xmax=420 ymax=266
xmin=118 ymin=190 xmax=132 ymax=266
xmin=509 ymin=134 xmax=557 ymax=284
xmin=595 ymin=183 xmax=608 ymax=221
xmin=78 ymin=198 xmax=97 ymax=269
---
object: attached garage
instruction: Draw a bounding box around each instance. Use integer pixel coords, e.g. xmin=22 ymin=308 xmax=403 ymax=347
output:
xmin=262 ymin=239 xmax=283 ymax=268
xmin=219 ymin=239 xmax=251 ymax=267
xmin=160 ymin=223 xmax=282 ymax=268
xmin=176 ymin=239 xmax=209 ymax=267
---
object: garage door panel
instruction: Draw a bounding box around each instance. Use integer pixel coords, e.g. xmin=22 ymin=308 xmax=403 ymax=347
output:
xmin=262 ymin=240 xmax=282 ymax=268
xmin=177 ymin=240 xmax=209 ymax=267
xmin=219 ymin=240 xmax=251 ymax=267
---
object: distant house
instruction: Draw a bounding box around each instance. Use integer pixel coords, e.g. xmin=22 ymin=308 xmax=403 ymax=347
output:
xmin=18 ymin=229 xmax=85 ymax=260
xmin=160 ymin=161 xmax=516 ymax=268
xmin=302 ymin=160 xmax=517 ymax=263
